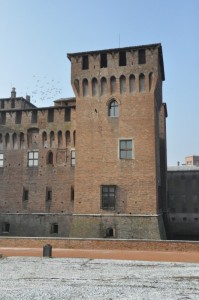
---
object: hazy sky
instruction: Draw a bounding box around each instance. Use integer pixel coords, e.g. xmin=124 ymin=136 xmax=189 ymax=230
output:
xmin=0 ymin=0 xmax=199 ymax=166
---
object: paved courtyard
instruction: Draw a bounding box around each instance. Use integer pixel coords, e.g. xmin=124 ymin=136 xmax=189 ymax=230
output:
xmin=0 ymin=257 xmax=199 ymax=299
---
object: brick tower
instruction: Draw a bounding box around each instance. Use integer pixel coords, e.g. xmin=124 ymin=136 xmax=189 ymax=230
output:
xmin=68 ymin=43 xmax=167 ymax=239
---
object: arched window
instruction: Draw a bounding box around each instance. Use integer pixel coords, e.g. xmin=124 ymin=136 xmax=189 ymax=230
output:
xmin=73 ymin=130 xmax=76 ymax=147
xmin=101 ymin=77 xmax=107 ymax=95
xmin=5 ymin=133 xmax=10 ymax=149
xmin=12 ymin=133 xmax=17 ymax=149
xmin=50 ymin=131 xmax=55 ymax=148
xmin=139 ymin=73 xmax=145 ymax=92
xmin=66 ymin=131 xmax=70 ymax=147
xmin=92 ymin=78 xmax=98 ymax=96
xmin=42 ymin=131 xmax=47 ymax=147
xmin=110 ymin=76 xmax=116 ymax=94
xmin=58 ymin=131 xmax=62 ymax=148
xmin=82 ymin=78 xmax=88 ymax=97
xmin=20 ymin=132 xmax=25 ymax=149
xmin=108 ymin=100 xmax=119 ymax=117
xmin=74 ymin=79 xmax=80 ymax=96
xmin=47 ymin=151 xmax=53 ymax=165
xmin=149 ymin=72 xmax=153 ymax=91
xmin=129 ymin=74 xmax=135 ymax=94
xmin=120 ymin=75 xmax=126 ymax=94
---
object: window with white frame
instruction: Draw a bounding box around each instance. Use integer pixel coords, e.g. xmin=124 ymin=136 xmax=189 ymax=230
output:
xmin=28 ymin=151 xmax=38 ymax=166
xmin=0 ymin=153 xmax=3 ymax=167
xmin=119 ymin=140 xmax=133 ymax=159
xmin=108 ymin=100 xmax=119 ymax=117
xmin=71 ymin=150 xmax=76 ymax=166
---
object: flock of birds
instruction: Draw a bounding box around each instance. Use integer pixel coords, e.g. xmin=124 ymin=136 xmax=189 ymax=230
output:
xmin=20 ymin=75 xmax=63 ymax=106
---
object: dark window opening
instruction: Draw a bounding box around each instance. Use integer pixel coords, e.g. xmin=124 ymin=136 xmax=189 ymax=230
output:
xmin=47 ymin=151 xmax=53 ymax=164
xmin=0 ymin=112 xmax=6 ymax=125
xmin=65 ymin=109 xmax=71 ymax=122
xmin=11 ymin=99 xmax=15 ymax=108
xmin=31 ymin=111 xmax=38 ymax=123
xmin=194 ymin=207 xmax=199 ymax=213
xmin=119 ymin=51 xmax=126 ymax=66
xmin=71 ymin=186 xmax=74 ymax=202
xmin=23 ymin=189 xmax=29 ymax=201
xmin=48 ymin=109 xmax=54 ymax=122
xmin=42 ymin=131 xmax=47 ymax=147
xmin=82 ymin=55 xmax=89 ymax=70
xmin=1 ymin=100 xmax=4 ymax=109
xmin=171 ymin=217 xmax=176 ymax=222
xmin=183 ymin=217 xmax=187 ymax=222
xmin=2 ymin=222 xmax=10 ymax=233
xmin=51 ymin=223 xmax=58 ymax=234
xmin=101 ymin=185 xmax=116 ymax=210
xmin=15 ymin=111 xmax=22 ymax=124
xmin=138 ymin=49 xmax=146 ymax=64
xmin=100 ymin=53 xmax=107 ymax=68
xmin=106 ymin=227 xmax=114 ymax=237
xmin=73 ymin=130 xmax=76 ymax=147
xmin=194 ymin=218 xmax=198 ymax=222
xmin=46 ymin=190 xmax=52 ymax=201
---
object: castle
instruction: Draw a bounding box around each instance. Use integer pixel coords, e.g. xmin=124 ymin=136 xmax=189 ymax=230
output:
xmin=0 ymin=43 xmax=168 ymax=239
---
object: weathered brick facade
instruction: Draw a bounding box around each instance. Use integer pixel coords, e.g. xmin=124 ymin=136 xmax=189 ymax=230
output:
xmin=0 ymin=43 xmax=168 ymax=239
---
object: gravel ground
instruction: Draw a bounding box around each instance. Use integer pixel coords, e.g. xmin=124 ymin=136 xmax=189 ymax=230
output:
xmin=0 ymin=257 xmax=199 ymax=300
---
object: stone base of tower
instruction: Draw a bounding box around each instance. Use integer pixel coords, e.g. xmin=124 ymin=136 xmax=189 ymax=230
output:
xmin=70 ymin=214 xmax=166 ymax=240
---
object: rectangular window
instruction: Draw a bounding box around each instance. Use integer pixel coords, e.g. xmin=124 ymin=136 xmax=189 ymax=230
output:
xmin=65 ymin=109 xmax=71 ymax=122
xmin=82 ymin=55 xmax=89 ymax=70
xmin=51 ymin=223 xmax=58 ymax=234
xmin=48 ymin=109 xmax=54 ymax=122
xmin=101 ymin=185 xmax=116 ymax=210
xmin=119 ymin=140 xmax=133 ymax=159
xmin=28 ymin=151 xmax=38 ymax=167
xmin=138 ymin=49 xmax=146 ymax=64
xmin=31 ymin=110 xmax=38 ymax=123
xmin=1 ymin=100 xmax=4 ymax=109
xmin=71 ymin=150 xmax=76 ymax=166
xmin=2 ymin=222 xmax=10 ymax=233
xmin=15 ymin=111 xmax=22 ymax=124
xmin=0 ymin=153 xmax=4 ymax=167
xmin=100 ymin=53 xmax=107 ymax=68
xmin=119 ymin=51 xmax=126 ymax=66
xmin=0 ymin=112 xmax=6 ymax=125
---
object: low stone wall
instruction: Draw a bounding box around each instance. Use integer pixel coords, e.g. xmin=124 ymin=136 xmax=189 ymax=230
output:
xmin=0 ymin=237 xmax=199 ymax=252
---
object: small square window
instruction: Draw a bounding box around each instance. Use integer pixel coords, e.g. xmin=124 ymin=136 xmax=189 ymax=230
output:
xmin=28 ymin=151 xmax=38 ymax=167
xmin=0 ymin=153 xmax=4 ymax=167
xmin=71 ymin=150 xmax=76 ymax=166
xmin=101 ymin=185 xmax=116 ymax=210
xmin=119 ymin=140 xmax=133 ymax=159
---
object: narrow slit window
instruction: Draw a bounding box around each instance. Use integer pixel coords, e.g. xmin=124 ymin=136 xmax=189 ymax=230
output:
xmin=138 ymin=49 xmax=146 ymax=64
